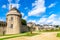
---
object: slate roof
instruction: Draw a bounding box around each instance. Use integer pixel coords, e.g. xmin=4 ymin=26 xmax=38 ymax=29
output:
xmin=7 ymin=7 xmax=22 ymax=17
xmin=10 ymin=7 xmax=20 ymax=13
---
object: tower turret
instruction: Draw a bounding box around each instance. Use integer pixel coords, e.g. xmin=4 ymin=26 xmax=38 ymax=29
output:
xmin=6 ymin=7 xmax=22 ymax=34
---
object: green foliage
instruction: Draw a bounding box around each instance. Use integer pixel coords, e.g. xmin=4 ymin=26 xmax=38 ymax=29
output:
xmin=21 ymin=19 xmax=27 ymax=25
xmin=57 ymin=33 xmax=60 ymax=37
xmin=55 ymin=25 xmax=59 ymax=28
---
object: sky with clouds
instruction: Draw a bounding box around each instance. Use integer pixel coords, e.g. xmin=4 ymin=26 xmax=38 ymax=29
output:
xmin=0 ymin=0 xmax=60 ymax=25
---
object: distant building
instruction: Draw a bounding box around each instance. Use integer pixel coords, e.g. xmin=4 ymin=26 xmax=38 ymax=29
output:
xmin=27 ymin=22 xmax=40 ymax=31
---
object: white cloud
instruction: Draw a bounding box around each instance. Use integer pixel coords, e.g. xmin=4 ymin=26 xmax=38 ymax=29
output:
xmin=8 ymin=0 xmax=20 ymax=3
xmin=39 ymin=14 xmax=57 ymax=24
xmin=9 ymin=3 xmax=20 ymax=10
xmin=12 ymin=4 xmax=20 ymax=9
xmin=7 ymin=0 xmax=20 ymax=10
xmin=27 ymin=14 xmax=56 ymax=24
xmin=58 ymin=18 xmax=60 ymax=20
xmin=28 ymin=0 xmax=46 ymax=16
xmin=2 ymin=4 xmax=19 ymax=10
xmin=8 ymin=0 xmax=12 ymax=4
xmin=2 ymin=5 xmax=6 ymax=8
xmin=28 ymin=20 xmax=36 ymax=23
xmin=23 ymin=16 xmax=28 ymax=20
xmin=15 ymin=0 xmax=20 ymax=3
xmin=38 ymin=17 xmax=47 ymax=24
xmin=0 ymin=17 xmax=5 ymax=21
xmin=48 ymin=14 xmax=57 ymax=19
xmin=33 ymin=14 xmax=60 ymax=25
xmin=21 ymin=12 xmax=24 ymax=17
xmin=46 ymin=14 xmax=57 ymax=24
xmin=49 ymin=11 xmax=54 ymax=14
xmin=27 ymin=13 xmax=60 ymax=25
xmin=27 ymin=20 xmax=37 ymax=24
xmin=2 ymin=0 xmax=20 ymax=10
xmin=25 ymin=7 xmax=28 ymax=10
xmin=48 ymin=3 xmax=56 ymax=8
xmin=42 ymin=15 xmax=47 ymax=18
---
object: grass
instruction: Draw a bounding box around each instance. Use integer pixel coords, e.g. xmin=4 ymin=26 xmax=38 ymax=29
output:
xmin=57 ymin=33 xmax=60 ymax=37
xmin=41 ymin=30 xmax=60 ymax=32
xmin=39 ymin=29 xmax=60 ymax=32
xmin=0 ymin=32 xmax=39 ymax=40
xmin=23 ymin=32 xmax=38 ymax=36
xmin=0 ymin=34 xmax=17 ymax=36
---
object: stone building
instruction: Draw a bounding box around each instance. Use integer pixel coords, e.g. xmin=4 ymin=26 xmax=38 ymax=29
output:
xmin=0 ymin=5 xmax=28 ymax=35
xmin=6 ymin=7 xmax=22 ymax=34
xmin=27 ymin=22 xmax=40 ymax=31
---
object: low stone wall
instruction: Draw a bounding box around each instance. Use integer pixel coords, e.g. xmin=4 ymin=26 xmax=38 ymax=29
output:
xmin=0 ymin=27 xmax=3 ymax=35
xmin=20 ymin=25 xmax=28 ymax=33
xmin=0 ymin=26 xmax=6 ymax=35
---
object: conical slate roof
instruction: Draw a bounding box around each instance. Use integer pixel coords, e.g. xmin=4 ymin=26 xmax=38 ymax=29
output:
xmin=10 ymin=7 xmax=20 ymax=13
xmin=7 ymin=7 xmax=22 ymax=17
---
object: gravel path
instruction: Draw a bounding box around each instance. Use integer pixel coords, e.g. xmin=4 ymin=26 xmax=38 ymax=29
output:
xmin=8 ymin=32 xmax=60 ymax=40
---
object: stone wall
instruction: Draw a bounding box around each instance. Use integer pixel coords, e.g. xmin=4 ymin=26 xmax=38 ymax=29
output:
xmin=6 ymin=15 xmax=21 ymax=34
xmin=20 ymin=25 xmax=28 ymax=33
xmin=0 ymin=27 xmax=3 ymax=35
xmin=0 ymin=26 xmax=6 ymax=35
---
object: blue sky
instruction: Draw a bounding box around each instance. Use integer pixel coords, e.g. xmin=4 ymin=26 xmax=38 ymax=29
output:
xmin=0 ymin=0 xmax=60 ymax=25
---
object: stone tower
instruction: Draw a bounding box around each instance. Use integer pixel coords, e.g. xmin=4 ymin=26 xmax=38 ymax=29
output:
xmin=6 ymin=5 xmax=22 ymax=34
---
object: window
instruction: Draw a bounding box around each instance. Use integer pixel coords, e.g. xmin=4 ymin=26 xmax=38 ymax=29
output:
xmin=11 ymin=17 xmax=13 ymax=21
xmin=10 ymin=24 xmax=13 ymax=28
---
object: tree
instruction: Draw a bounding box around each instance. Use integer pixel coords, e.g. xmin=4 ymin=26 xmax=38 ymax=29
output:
xmin=55 ymin=25 xmax=59 ymax=28
xmin=21 ymin=19 xmax=27 ymax=25
xmin=30 ymin=25 xmax=33 ymax=34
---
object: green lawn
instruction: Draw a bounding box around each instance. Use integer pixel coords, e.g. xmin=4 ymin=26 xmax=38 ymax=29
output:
xmin=39 ymin=29 xmax=60 ymax=32
xmin=0 ymin=32 xmax=39 ymax=40
xmin=57 ymin=33 xmax=60 ymax=37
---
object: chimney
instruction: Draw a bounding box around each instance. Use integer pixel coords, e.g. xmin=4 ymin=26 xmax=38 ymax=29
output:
xmin=10 ymin=4 xmax=12 ymax=10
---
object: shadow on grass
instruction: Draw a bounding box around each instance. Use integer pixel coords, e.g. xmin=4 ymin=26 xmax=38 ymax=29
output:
xmin=23 ymin=33 xmax=38 ymax=36
xmin=0 ymin=32 xmax=39 ymax=40
xmin=0 ymin=35 xmax=21 ymax=40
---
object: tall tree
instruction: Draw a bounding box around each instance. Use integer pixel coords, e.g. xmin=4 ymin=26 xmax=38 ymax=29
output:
xmin=21 ymin=19 xmax=27 ymax=25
